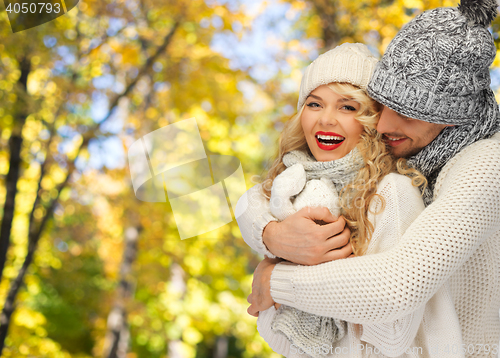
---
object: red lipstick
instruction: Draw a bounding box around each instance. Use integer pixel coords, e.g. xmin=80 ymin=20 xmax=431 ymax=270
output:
xmin=315 ymin=131 xmax=345 ymax=151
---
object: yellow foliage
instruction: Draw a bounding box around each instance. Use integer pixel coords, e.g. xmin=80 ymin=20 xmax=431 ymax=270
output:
xmin=183 ymin=326 xmax=203 ymax=345
xmin=184 ymin=256 xmax=204 ymax=275
xmin=1 ymin=128 xmax=11 ymax=141
xmin=145 ymin=107 xmax=158 ymax=119
xmin=13 ymin=307 xmax=46 ymax=329
xmin=404 ymin=0 xmax=424 ymax=10
xmin=493 ymin=50 xmax=500 ymax=68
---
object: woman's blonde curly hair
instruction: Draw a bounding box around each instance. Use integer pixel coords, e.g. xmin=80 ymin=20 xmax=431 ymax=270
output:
xmin=261 ymin=83 xmax=427 ymax=256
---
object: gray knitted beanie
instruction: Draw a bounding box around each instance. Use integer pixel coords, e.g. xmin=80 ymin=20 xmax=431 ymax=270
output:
xmin=368 ymin=0 xmax=498 ymax=125
xmin=368 ymin=0 xmax=500 ymax=205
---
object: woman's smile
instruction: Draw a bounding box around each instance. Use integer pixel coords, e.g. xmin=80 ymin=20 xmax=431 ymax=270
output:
xmin=315 ymin=131 xmax=345 ymax=150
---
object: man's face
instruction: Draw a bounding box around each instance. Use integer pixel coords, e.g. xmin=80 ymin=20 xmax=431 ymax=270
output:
xmin=376 ymin=106 xmax=449 ymax=158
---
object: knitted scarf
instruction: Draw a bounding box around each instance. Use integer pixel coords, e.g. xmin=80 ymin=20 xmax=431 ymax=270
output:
xmin=272 ymin=147 xmax=364 ymax=357
xmin=282 ymin=147 xmax=364 ymax=192
xmin=407 ymin=91 xmax=500 ymax=206
xmin=272 ymin=305 xmax=346 ymax=358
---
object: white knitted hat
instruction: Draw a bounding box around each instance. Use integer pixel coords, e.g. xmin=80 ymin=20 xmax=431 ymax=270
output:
xmin=297 ymin=43 xmax=378 ymax=111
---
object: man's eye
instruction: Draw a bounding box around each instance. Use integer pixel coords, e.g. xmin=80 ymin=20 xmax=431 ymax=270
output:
xmin=306 ymin=102 xmax=320 ymax=108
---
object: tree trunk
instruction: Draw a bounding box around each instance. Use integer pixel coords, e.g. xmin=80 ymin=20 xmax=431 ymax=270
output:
xmin=0 ymin=161 xmax=71 ymax=352
xmin=0 ymin=55 xmax=31 ymax=282
xmin=102 ymin=227 xmax=140 ymax=358
xmin=167 ymin=263 xmax=186 ymax=358
xmin=309 ymin=0 xmax=358 ymax=50
xmin=213 ymin=336 xmax=228 ymax=358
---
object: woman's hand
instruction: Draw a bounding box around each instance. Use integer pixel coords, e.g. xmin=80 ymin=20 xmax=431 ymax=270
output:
xmin=247 ymin=257 xmax=283 ymax=317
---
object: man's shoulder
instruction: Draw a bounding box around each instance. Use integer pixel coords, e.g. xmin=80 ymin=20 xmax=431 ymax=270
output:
xmin=435 ymin=132 xmax=500 ymax=193
xmin=455 ymin=133 xmax=500 ymax=163
xmin=445 ymin=132 xmax=500 ymax=168
xmin=466 ymin=132 xmax=500 ymax=150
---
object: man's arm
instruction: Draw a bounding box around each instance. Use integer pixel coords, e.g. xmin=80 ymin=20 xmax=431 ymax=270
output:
xmin=235 ymin=183 xmax=352 ymax=264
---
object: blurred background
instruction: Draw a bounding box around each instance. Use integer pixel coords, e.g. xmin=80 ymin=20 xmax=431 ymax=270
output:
xmin=1 ymin=0 xmax=500 ymax=357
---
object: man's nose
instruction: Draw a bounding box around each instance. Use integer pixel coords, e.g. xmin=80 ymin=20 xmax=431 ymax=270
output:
xmin=376 ymin=106 xmax=397 ymax=134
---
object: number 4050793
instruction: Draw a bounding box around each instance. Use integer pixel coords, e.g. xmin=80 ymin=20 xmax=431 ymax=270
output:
xmin=5 ymin=2 xmax=61 ymax=14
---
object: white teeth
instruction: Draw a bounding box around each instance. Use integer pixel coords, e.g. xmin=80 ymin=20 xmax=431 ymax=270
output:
xmin=387 ymin=137 xmax=403 ymax=141
xmin=316 ymin=134 xmax=344 ymax=140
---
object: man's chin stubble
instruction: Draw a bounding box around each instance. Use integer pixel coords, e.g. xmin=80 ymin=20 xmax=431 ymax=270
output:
xmin=390 ymin=145 xmax=423 ymax=159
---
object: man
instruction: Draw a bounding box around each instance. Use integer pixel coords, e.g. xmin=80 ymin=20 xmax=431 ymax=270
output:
xmin=239 ymin=0 xmax=500 ymax=356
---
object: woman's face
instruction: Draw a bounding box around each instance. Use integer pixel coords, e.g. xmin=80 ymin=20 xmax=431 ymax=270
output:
xmin=301 ymin=85 xmax=364 ymax=162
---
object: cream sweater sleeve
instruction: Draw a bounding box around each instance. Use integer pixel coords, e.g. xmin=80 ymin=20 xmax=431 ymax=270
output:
xmin=256 ymin=306 xmax=293 ymax=357
xmin=270 ymin=141 xmax=500 ymax=324
xmin=235 ymin=183 xmax=278 ymax=258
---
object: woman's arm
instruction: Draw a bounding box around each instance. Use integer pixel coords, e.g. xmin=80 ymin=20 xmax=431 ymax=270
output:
xmin=235 ymin=184 xmax=278 ymax=258
xmin=235 ymin=184 xmax=352 ymax=264
xmin=256 ymin=306 xmax=293 ymax=357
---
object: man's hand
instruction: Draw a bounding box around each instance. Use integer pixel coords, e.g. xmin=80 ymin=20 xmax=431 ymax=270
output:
xmin=263 ymin=207 xmax=352 ymax=265
xmin=247 ymin=257 xmax=282 ymax=317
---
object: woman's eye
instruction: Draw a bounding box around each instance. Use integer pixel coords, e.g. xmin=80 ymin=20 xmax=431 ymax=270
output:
xmin=341 ymin=105 xmax=357 ymax=111
xmin=306 ymin=102 xmax=320 ymax=108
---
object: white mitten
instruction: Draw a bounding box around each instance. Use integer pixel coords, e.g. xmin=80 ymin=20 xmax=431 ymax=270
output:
xmin=270 ymin=164 xmax=306 ymax=221
xmin=293 ymin=177 xmax=341 ymax=218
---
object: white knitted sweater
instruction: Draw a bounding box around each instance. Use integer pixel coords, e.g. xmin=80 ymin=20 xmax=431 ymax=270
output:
xmin=237 ymin=133 xmax=500 ymax=358
xmin=265 ymin=162 xmax=427 ymax=356
xmin=239 ymin=173 xmax=462 ymax=357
